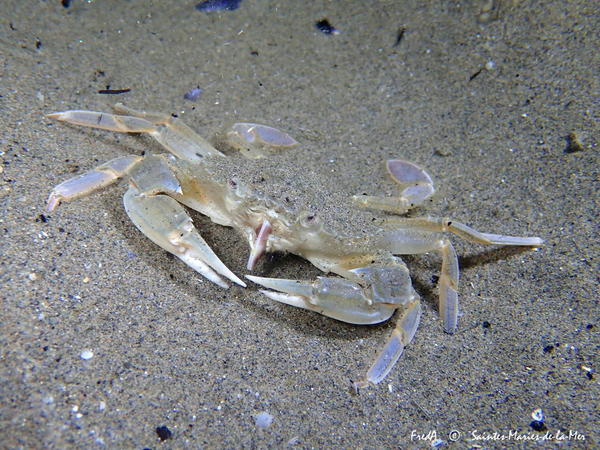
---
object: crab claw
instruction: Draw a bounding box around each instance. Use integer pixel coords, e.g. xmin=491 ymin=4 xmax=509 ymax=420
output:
xmin=245 ymin=275 xmax=312 ymax=307
xmin=246 ymin=274 xmax=398 ymax=325
xmin=247 ymin=272 xmax=421 ymax=387
xmin=123 ymin=186 xmax=246 ymax=289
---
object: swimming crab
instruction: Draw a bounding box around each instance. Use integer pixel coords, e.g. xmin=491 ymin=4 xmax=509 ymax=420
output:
xmin=46 ymin=103 xmax=543 ymax=389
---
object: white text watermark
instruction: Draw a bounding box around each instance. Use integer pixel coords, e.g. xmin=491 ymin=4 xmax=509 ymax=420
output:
xmin=410 ymin=429 xmax=586 ymax=444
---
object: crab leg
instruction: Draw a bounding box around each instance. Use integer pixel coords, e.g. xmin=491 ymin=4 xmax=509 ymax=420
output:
xmin=47 ymin=110 xmax=158 ymax=133
xmin=124 ymin=186 xmax=245 ymax=289
xmin=373 ymin=233 xmax=461 ymax=332
xmin=47 ymin=155 xmax=143 ymax=211
xmin=352 ymin=159 xmax=435 ymax=214
xmin=112 ymin=103 xmax=225 ymax=160
xmin=384 ymin=216 xmax=544 ymax=247
xmin=354 ymin=299 xmax=421 ymax=390
xmin=225 ymin=123 xmax=299 ymax=159
xmin=379 ymin=217 xmax=541 ymax=332
xmin=227 ymin=123 xmax=299 ymax=148
xmin=438 ymin=238 xmax=459 ymax=333
xmin=48 ymin=103 xmax=224 ymax=163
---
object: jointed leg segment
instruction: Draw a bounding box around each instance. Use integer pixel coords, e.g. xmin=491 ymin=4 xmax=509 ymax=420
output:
xmin=48 ymin=103 xmax=224 ymax=162
xmin=352 ymin=159 xmax=435 ymax=214
xmin=47 ymin=155 xmax=142 ymax=211
xmin=353 ymin=299 xmax=421 ymax=390
xmin=438 ymin=238 xmax=459 ymax=333
xmin=384 ymin=216 xmax=544 ymax=247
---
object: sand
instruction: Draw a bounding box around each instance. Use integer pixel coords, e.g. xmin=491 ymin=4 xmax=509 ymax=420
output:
xmin=1 ymin=1 xmax=597 ymax=447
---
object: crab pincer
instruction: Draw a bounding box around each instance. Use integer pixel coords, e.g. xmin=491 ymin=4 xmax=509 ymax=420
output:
xmin=246 ymin=256 xmax=423 ymax=388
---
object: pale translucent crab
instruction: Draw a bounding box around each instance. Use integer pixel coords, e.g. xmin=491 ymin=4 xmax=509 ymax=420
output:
xmin=47 ymin=104 xmax=543 ymax=389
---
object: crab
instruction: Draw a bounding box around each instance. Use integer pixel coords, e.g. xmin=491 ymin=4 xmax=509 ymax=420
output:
xmin=46 ymin=103 xmax=543 ymax=389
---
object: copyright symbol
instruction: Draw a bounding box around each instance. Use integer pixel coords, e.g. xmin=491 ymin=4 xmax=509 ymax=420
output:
xmin=449 ymin=430 xmax=461 ymax=442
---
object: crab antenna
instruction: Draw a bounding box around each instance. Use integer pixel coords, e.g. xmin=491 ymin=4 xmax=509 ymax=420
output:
xmin=247 ymin=220 xmax=272 ymax=270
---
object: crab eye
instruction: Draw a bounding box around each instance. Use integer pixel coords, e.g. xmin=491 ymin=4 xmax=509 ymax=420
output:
xmin=300 ymin=212 xmax=319 ymax=228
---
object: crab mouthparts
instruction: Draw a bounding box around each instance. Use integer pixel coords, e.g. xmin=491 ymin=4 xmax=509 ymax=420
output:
xmin=247 ymin=219 xmax=272 ymax=270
